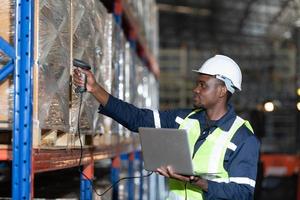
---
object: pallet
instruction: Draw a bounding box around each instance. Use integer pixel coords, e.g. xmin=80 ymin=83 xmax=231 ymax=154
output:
xmin=38 ymin=129 xmax=94 ymax=148
xmin=0 ymin=128 xmax=139 ymax=153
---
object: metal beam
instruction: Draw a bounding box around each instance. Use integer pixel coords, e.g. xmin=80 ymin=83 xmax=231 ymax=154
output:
xmin=0 ymin=37 xmax=15 ymax=59
xmin=268 ymin=0 xmax=293 ymax=27
xmin=237 ymin=0 xmax=259 ymax=34
xmin=0 ymin=60 xmax=14 ymax=82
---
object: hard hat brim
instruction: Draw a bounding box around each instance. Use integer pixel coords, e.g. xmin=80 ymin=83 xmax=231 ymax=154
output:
xmin=192 ymin=69 xmax=215 ymax=76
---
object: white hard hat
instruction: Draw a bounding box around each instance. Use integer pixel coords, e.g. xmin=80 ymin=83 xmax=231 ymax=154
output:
xmin=193 ymin=55 xmax=242 ymax=93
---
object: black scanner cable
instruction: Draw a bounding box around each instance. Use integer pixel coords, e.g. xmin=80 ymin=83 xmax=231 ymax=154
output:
xmin=74 ymin=59 xmax=153 ymax=197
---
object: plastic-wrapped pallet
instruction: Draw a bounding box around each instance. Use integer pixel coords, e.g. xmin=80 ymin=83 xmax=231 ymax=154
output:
xmin=123 ymin=42 xmax=134 ymax=137
xmin=71 ymin=0 xmax=110 ymax=135
xmin=92 ymin=1 xmax=113 ymax=135
xmin=37 ymin=0 xmax=71 ymax=132
xmin=148 ymin=71 xmax=159 ymax=109
xmin=71 ymin=0 xmax=96 ymax=134
xmin=133 ymin=56 xmax=147 ymax=108
xmin=0 ymin=0 xmax=72 ymax=132
xmin=135 ymin=58 xmax=159 ymax=110
xmin=98 ymin=13 xmax=115 ymax=135
xmin=124 ymin=42 xmax=132 ymax=104
xmin=0 ymin=0 xmax=14 ymax=128
xmin=111 ymin=22 xmax=126 ymax=136
xmin=125 ymin=0 xmax=159 ymax=59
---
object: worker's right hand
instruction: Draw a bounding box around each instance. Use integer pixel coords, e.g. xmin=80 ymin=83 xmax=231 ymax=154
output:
xmin=73 ymin=68 xmax=97 ymax=93
xmin=73 ymin=67 xmax=110 ymax=106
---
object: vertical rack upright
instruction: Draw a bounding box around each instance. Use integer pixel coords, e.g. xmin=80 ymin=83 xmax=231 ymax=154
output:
xmin=12 ymin=0 xmax=34 ymax=199
xmin=0 ymin=0 xmax=33 ymax=198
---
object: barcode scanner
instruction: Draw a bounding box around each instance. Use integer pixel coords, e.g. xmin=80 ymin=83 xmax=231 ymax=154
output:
xmin=73 ymin=59 xmax=91 ymax=93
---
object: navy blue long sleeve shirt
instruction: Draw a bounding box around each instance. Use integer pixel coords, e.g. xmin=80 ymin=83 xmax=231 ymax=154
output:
xmin=99 ymin=95 xmax=261 ymax=200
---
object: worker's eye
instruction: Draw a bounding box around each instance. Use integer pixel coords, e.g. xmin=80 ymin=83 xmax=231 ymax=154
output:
xmin=196 ymin=82 xmax=207 ymax=89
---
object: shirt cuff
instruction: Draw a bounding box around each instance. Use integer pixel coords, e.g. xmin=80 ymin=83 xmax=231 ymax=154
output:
xmin=202 ymin=180 xmax=213 ymax=199
xmin=98 ymin=94 xmax=113 ymax=114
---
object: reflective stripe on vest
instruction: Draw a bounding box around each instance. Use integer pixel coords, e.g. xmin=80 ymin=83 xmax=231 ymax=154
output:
xmin=168 ymin=110 xmax=254 ymax=200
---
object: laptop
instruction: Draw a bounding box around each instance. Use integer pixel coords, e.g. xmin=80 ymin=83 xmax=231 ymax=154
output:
xmin=138 ymin=127 xmax=195 ymax=176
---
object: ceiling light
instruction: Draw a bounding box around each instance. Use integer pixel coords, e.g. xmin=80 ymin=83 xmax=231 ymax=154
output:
xmin=295 ymin=19 xmax=300 ymax=27
xmin=283 ymin=31 xmax=291 ymax=39
xmin=297 ymin=102 xmax=300 ymax=111
xmin=264 ymin=101 xmax=275 ymax=112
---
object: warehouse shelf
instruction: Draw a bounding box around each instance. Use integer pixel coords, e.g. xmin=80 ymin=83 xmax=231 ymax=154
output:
xmin=0 ymin=0 xmax=160 ymax=199
xmin=0 ymin=135 xmax=139 ymax=173
xmin=114 ymin=0 xmax=160 ymax=78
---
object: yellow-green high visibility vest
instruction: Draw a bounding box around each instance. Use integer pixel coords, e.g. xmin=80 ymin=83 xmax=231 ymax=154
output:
xmin=168 ymin=109 xmax=254 ymax=200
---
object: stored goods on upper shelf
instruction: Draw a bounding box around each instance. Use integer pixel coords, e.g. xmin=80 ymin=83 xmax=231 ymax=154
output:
xmin=0 ymin=0 xmax=159 ymax=147
xmin=70 ymin=0 xmax=111 ymax=136
xmin=133 ymin=55 xmax=159 ymax=110
xmin=0 ymin=0 xmax=72 ymax=132
xmin=125 ymin=0 xmax=159 ymax=59
xmin=38 ymin=0 xmax=71 ymax=132
xmin=0 ymin=0 xmax=111 ymax=146
xmin=110 ymin=19 xmax=125 ymax=136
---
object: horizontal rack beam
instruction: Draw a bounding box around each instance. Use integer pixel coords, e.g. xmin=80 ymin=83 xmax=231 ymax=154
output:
xmin=0 ymin=136 xmax=140 ymax=173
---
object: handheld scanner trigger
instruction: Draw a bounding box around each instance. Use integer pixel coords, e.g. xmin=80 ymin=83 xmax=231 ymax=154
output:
xmin=73 ymin=59 xmax=91 ymax=93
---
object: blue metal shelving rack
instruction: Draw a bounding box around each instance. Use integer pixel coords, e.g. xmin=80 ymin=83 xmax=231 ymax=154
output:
xmin=0 ymin=0 xmax=34 ymax=199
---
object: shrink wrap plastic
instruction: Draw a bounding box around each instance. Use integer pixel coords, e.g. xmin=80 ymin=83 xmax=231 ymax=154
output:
xmin=0 ymin=0 xmax=158 ymax=139
xmin=111 ymin=23 xmax=126 ymax=135
xmin=71 ymin=0 xmax=110 ymax=135
xmin=38 ymin=0 xmax=71 ymax=131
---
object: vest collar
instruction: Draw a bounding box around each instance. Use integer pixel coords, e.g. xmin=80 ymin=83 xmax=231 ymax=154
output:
xmin=189 ymin=104 xmax=237 ymax=132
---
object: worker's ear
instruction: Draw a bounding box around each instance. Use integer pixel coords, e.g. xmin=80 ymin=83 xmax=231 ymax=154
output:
xmin=218 ymin=84 xmax=227 ymax=98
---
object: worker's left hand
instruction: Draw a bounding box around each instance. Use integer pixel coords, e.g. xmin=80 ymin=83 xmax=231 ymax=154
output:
xmin=156 ymin=166 xmax=190 ymax=182
xmin=156 ymin=166 xmax=209 ymax=191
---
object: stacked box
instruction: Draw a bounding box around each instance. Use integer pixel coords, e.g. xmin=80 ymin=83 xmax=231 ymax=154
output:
xmin=1 ymin=0 xmax=111 ymax=136
xmin=71 ymin=0 xmax=111 ymax=135
xmin=133 ymin=56 xmax=159 ymax=110
xmin=111 ymin=23 xmax=126 ymax=135
xmin=71 ymin=0 xmax=96 ymax=134
xmin=133 ymin=56 xmax=146 ymax=108
xmin=124 ymin=42 xmax=132 ymax=104
xmin=0 ymin=0 xmax=159 ymax=143
xmin=123 ymin=42 xmax=133 ymax=137
xmin=126 ymin=0 xmax=159 ymax=59
xmin=37 ymin=0 xmax=71 ymax=132
xmin=0 ymin=0 xmax=71 ymax=132
xmin=91 ymin=1 xmax=113 ymax=135
xmin=99 ymin=14 xmax=115 ymax=135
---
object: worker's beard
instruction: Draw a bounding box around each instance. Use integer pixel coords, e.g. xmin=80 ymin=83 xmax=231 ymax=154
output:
xmin=193 ymin=94 xmax=204 ymax=109
xmin=193 ymin=104 xmax=205 ymax=109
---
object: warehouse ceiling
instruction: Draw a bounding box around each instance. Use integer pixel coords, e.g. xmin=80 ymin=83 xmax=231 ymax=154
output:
xmin=157 ymin=0 xmax=300 ymax=47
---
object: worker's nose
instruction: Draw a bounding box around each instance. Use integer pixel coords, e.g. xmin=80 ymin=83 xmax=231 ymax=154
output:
xmin=193 ymin=86 xmax=200 ymax=94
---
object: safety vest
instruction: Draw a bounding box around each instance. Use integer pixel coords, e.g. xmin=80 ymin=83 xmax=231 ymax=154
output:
xmin=168 ymin=109 xmax=254 ymax=200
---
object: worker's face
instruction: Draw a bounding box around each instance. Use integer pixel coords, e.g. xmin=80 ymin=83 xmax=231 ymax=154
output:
xmin=193 ymin=74 xmax=224 ymax=109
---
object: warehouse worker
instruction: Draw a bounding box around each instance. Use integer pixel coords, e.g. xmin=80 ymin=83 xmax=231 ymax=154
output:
xmin=73 ymin=55 xmax=260 ymax=200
